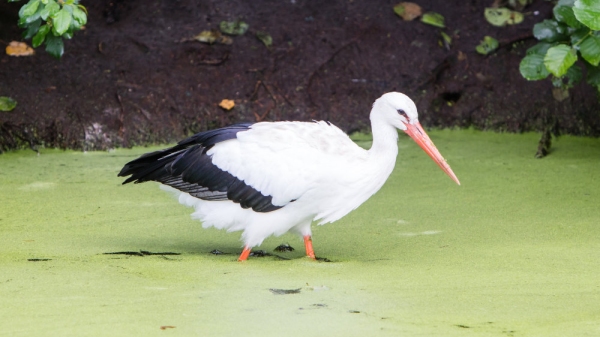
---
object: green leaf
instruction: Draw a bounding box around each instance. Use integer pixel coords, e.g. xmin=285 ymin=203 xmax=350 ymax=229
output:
xmin=579 ymin=34 xmax=600 ymax=66
xmin=77 ymin=4 xmax=88 ymax=15
xmin=508 ymin=0 xmax=531 ymax=10
xmin=475 ymin=36 xmax=499 ymax=55
xmin=32 ymin=24 xmax=50 ymax=47
xmin=18 ymin=17 xmax=27 ymax=28
xmin=40 ymin=1 xmax=60 ymax=20
xmin=520 ymin=54 xmax=550 ymax=80
xmin=72 ymin=6 xmax=87 ymax=26
xmin=27 ymin=6 xmax=45 ymax=24
xmin=421 ymin=12 xmax=445 ymax=28
xmin=573 ymin=0 xmax=600 ymax=30
xmin=69 ymin=15 xmax=82 ymax=31
xmin=8 ymin=0 xmax=21 ymax=2
xmin=557 ymin=0 xmax=576 ymax=6
xmin=439 ymin=31 xmax=451 ymax=49
xmin=551 ymin=76 xmax=564 ymax=87
xmin=62 ymin=4 xmax=74 ymax=13
xmin=62 ymin=27 xmax=73 ymax=39
xmin=219 ymin=20 xmax=248 ymax=36
xmin=256 ymin=31 xmax=272 ymax=47
xmin=20 ymin=0 xmax=40 ymax=18
xmin=52 ymin=8 xmax=72 ymax=36
xmin=509 ymin=11 xmax=524 ymax=25
xmin=533 ymin=20 xmax=569 ymax=42
xmin=485 ymin=7 xmax=510 ymax=26
xmin=0 ymin=97 xmax=17 ymax=112
xmin=544 ymin=45 xmax=577 ymax=77
xmin=585 ymin=61 xmax=600 ymax=86
xmin=554 ymin=3 xmax=582 ymax=28
xmin=393 ymin=3 xmax=405 ymax=16
xmin=484 ymin=8 xmax=522 ymax=26
xmin=570 ymin=26 xmax=591 ymax=47
xmin=194 ymin=30 xmax=221 ymax=44
xmin=565 ymin=64 xmax=582 ymax=86
xmin=22 ymin=18 xmax=41 ymax=39
xmin=520 ymin=43 xmax=556 ymax=80
xmin=526 ymin=42 xmax=554 ymax=56
xmin=45 ymin=33 xmax=64 ymax=58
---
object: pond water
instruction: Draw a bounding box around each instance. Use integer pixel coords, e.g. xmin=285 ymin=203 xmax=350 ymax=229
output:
xmin=1 ymin=130 xmax=599 ymax=336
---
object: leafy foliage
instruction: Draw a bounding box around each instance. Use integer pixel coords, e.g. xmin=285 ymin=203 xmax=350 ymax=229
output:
xmin=9 ymin=0 xmax=87 ymax=58
xmin=573 ymin=0 xmax=600 ymax=30
xmin=519 ymin=0 xmax=600 ymax=94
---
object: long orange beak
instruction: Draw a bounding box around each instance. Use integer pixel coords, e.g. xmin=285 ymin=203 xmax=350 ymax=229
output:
xmin=404 ymin=122 xmax=460 ymax=185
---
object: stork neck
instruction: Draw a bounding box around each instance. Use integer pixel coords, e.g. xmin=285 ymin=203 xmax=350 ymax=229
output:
xmin=369 ymin=117 xmax=399 ymax=158
xmin=362 ymin=115 xmax=399 ymax=198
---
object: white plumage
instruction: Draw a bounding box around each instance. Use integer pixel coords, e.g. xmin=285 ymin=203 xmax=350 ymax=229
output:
xmin=119 ymin=92 xmax=460 ymax=260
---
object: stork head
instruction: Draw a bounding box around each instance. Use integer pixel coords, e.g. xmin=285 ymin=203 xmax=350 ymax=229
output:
xmin=374 ymin=92 xmax=460 ymax=185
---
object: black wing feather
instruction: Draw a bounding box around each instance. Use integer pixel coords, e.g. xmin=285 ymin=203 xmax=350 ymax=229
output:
xmin=118 ymin=123 xmax=284 ymax=213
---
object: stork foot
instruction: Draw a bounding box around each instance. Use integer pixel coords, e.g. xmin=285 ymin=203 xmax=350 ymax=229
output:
xmin=238 ymin=246 xmax=251 ymax=261
xmin=303 ymin=235 xmax=316 ymax=260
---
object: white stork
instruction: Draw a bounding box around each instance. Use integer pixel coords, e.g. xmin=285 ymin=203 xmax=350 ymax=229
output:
xmin=118 ymin=92 xmax=460 ymax=261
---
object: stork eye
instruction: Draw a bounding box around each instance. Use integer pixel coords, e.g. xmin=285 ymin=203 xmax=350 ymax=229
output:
xmin=397 ymin=109 xmax=408 ymax=119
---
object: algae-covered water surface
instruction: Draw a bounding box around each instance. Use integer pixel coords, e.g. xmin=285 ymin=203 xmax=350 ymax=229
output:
xmin=1 ymin=130 xmax=599 ymax=336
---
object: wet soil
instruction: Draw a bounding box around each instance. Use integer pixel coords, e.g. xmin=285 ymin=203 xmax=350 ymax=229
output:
xmin=0 ymin=0 xmax=599 ymax=152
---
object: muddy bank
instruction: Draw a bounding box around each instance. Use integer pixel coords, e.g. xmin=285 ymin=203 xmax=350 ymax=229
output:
xmin=1 ymin=0 xmax=598 ymax=152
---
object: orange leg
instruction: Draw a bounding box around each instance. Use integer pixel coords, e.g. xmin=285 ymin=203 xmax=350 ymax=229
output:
xmin=303 ymin=235 xmax=316 ymax=260
xmin=238 ymin=246 xmax=251 ymax=261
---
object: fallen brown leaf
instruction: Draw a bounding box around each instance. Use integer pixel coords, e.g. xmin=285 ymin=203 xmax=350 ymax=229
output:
xmin=218 ymin=99 xmax=235 ymax=110
xmin=394 ymin=2 xmax=422 ymax=21
xmin=6 ymin=41 xmax=34 ymax=57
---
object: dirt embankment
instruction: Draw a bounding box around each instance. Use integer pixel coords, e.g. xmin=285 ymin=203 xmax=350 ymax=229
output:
xmin=1 ymin=0 xmax=598 ymax=152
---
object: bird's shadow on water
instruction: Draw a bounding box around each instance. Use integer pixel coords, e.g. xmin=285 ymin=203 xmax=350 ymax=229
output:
xmin=210 ymin=249 xmax=291 ymax=260
xmin=209 ymin=248 xmax=333 ymax=262
xmin=99 ymin=244 xmax=335 ymax=262
xmin=103 ymin=240 xmax=334 ymax=262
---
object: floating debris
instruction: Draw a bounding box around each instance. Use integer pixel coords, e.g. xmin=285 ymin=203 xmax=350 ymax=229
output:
xmin=270 ymin=288 xmax=301 ymax=295
xmin=249 ymin=250 xmax=269 ymax=257
xmin=103 ymin=251 xmax=181 ymax=256
xmin=160 ymin=326 xmax=176 ymax=330
xmin=274 ymin=243 xmax=295 ymax=252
